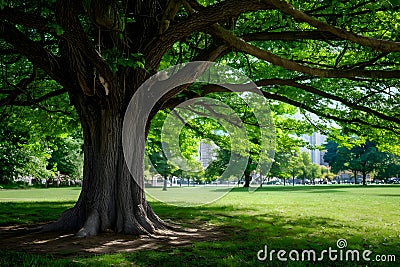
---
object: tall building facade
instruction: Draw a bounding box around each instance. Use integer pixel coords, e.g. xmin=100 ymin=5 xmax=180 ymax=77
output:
xmin=198 ymin=141 xmax=217 ymax=169
xmin=301 ymin=132 xmax=327 ymax=165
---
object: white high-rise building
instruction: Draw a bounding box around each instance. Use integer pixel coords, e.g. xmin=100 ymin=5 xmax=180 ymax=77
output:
xmin=301 ymin=132 xmax=327 ymax=165
xmin=198 ymin=141 xmax=217 ymax=168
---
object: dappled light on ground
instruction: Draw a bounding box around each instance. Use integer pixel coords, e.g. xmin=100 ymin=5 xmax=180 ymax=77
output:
xmin=0 ymin=186 xmax=399 ymax=266
xmin=0 ymin=223 xmax=223 ymax=257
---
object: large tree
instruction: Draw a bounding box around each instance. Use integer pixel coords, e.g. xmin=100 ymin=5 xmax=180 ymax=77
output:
xmin=1 ymin=0 xmax=399 ymax=236
xmin=324 ymin=140 xmax=386 ymax=185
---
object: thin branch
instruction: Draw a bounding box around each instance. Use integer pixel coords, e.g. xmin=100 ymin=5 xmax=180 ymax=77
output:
xmin=1 ymin=88 xmax=67 ymax=106
xmin=334 ymin=42 xmax=348 ymax=68
xmin=163 ymin=83 xmax=400 ymax=134
xmin=32 ymin=102 xmax=73 ymax=116
xmin=256 ymin=78 xmax=400 ymax=125
xmin=0 ymin=7 xmax=52 ymax=32
xmin=145 ymin=0 xmax=274 ymax=67
xmin=243 ymin=30 xmax=341 ymax=42
xmin=0 ymin=22 xmax=70 ymax=88
xmin=261 ymin=91 xmax=400 ymax=134
xmin=300 ymin=109 xmax=329 ymax=136
xmin=0 ymin=48 xmax=20 ymax=55
xmin=208 ymin=23 xmax=400 ymax=79
xmin=343 ymin=52 xmax=390 ymax=70
xmin=267 ymin=0 xmax=400 ymax=52
xmin=0 ymin=67 xmax=38 ymax=105
xmin=171 ymin=109 xmax=227 ymax=148
xmin=307 ymin=2 xmax=399 ymax=18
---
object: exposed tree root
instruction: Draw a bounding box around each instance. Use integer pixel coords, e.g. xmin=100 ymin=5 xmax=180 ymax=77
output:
xmin=41 ymin=201 xmax=168 ymax=237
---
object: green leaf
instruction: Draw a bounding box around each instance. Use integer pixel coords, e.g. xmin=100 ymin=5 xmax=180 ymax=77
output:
xmin=389 ymin=0 xmax=400 ymax=6
xmin=47 ymin=23 xmax=64 ymax=36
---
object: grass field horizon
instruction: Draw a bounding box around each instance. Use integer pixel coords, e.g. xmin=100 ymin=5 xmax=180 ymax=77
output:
xmin=0 ymin=185 xmax=399 ymax=266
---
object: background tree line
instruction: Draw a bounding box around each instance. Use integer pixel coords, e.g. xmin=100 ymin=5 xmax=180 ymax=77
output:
xmin=0 ymin=105 xmax=83 ymax=186
xmin=324 ymin=139 xmax=400 ymax=185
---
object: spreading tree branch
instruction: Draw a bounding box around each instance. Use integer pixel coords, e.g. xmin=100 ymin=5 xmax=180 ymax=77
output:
xmin=256 ymin=78 xmax=400 ymax=125
xmin=145 ymin=0 xmax=274 ymax=67
xmin=56 ymin=0 xmax=114 ymax=94
xmin=0 ymin=23 xmax=69 ymax=88
xmin=161 ymin=81 xmax=400 ymax=134
xmin=267 ymin=0 xmax=400 ymax=52
xmin=2 ymin=88 xmax=67 ymax=107
xmin=0 ymin=7 xmax=52 ymax=32
xmin=243 ymin=30 xmax=341 ymax=42
xmin=261 ymin=91 xmax=400 ymax=134
xmin=208 ymin=24 xmax=400 ymax=79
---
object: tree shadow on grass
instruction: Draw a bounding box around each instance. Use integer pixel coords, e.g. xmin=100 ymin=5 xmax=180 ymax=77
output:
xmin=0 ymin=201 xmax=228 ymax=259
xmin=0 ymin=201 xmax=398 ymax=266
xmin=0 ymin=201 xmax=76 ymax=226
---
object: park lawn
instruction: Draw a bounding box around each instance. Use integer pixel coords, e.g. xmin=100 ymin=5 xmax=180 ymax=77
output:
xmin=0 ymin=187 xmax=81 ymax=225
xmin=0 ymin=185 xmax=399 ymax=266
xmin=0 ymin=187 xmax=81 ymax=202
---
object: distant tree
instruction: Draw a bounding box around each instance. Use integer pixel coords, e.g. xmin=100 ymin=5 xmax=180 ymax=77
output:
xmin=0 ymin=105 xmax=80 ymax=184
xmin=270 ymin=147 xmax=303 ymax=186
xmin=205 ymin=149 xmax=229 ymax=182
xmin=288 ymin=150 xmax=303 ymax=186
xmin=350 ymin=141 xmax=384 ymax=185
xmin=298 ymin=151 xmax=312 ymax=184
xmin=269 ymin=151 xmax=292 ymax=185
xmin=269 ymin=132 xmax=306 ymax=186
xmin=320 ymin=166 xmax=334 ymax=182
xmin=148 ymin=149 xmax=177 ymax=191
xmin=309 ymin=164 xmax=322 ymax=184
xmin=324 ymin=140 xmax=386 ymax=185
xmin=47 ymin=133 xmax=84 ymax=180
xmin=373 ymin=153 xmax=400 ymax=181
xmin=324 ymin=141 xmax=348 ymax=173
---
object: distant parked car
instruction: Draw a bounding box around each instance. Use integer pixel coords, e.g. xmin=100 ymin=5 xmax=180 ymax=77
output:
xmin=387 ymin=178 xmax=400 ymax=184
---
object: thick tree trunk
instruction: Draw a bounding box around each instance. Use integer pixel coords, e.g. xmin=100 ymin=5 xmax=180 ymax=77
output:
xmin=43 ymin=95 xmax=165 ymax=237
xmin=163 ymin=176 xmax=168 ymax=191
xmin=243 ymin=172 xmax=251 ymax=187
xmin=362 ymin=172 xmax=367 ymax=186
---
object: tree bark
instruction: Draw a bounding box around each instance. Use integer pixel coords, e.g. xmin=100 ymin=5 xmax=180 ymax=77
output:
xmin=43 ymin=93 xmax=165 ymax=237
xmin=362 ymin=172 xmax=367 ymax=186
xmin=163 ymin=176 xmax=168 ymax=191
xmin=353 ymin=170 xmax=358 ymax=184
xmin=243 ymin=171 xmax=251 ymax=187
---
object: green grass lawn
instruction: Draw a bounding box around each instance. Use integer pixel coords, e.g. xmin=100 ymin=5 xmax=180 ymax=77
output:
xmin=0 ymin=187 xmax=81 ymax=202
xmin=0 ymin=185 xmax=399 ymax=266
xmin=145 ymin=185 xmax=234 ymax=206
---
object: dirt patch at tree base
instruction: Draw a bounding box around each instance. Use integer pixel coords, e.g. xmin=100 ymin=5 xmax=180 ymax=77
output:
xmin=0 ymin=222 xmax=225 ymax=258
